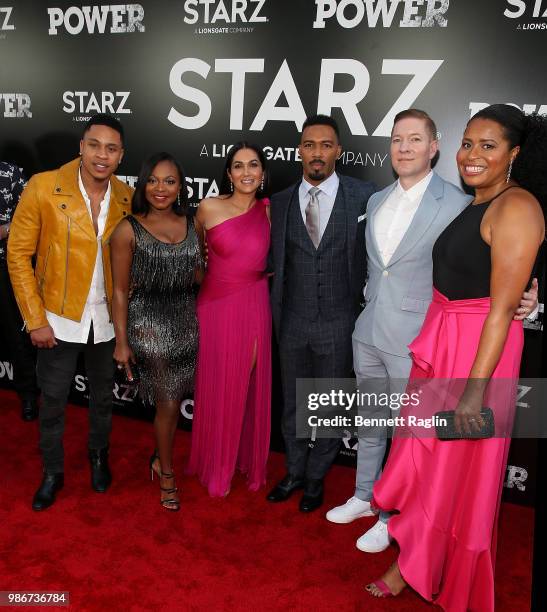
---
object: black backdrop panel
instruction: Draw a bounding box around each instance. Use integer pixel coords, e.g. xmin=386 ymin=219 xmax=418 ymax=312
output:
xmin=1 ymin=0 xmax=546 ymax=506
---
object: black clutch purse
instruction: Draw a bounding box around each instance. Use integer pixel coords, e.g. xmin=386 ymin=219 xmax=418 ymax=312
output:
xmin=434 ymin=407 xmax=495 ymax=440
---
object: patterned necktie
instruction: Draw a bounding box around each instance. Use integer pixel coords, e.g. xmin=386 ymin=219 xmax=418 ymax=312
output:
xmin=305 ymin=186 xmax=320 ymax=248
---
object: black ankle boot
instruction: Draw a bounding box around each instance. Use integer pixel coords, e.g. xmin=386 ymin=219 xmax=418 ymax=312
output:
xmin=89 ymin=447 xmax=112 ymax=492
xmin=21 ymin=397 xmax=38 ymax=421
xmin=32 ymin=472 xmax=64 ymax=511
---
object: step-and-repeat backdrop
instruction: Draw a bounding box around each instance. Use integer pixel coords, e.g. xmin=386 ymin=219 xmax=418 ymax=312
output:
xmin=1 ymin=0 xmax=545 ymax=505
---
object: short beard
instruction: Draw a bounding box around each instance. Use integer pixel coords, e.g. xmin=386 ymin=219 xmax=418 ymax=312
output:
xmin=308 ymin=169 xmax=326 ymax=181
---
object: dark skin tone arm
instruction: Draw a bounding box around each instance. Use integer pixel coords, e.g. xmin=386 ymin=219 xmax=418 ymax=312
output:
xmin=455 ymin=188 xmax=544 ymax=434
xmin=110 ymin=218 xmax=136 ymax=380
xmin=193 ymin=213 xmax=206 ymax=284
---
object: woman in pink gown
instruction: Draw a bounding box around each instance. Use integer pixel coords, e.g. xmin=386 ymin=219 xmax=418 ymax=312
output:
xmin=188 ymin=142 xmax=271 ymax=496
xmin=366 ymin=105 xmax=546 ymax=610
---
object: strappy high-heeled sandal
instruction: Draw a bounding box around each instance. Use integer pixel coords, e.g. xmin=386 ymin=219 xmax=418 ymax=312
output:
xmin=149 ymin=450 xmax=161 ymax=481
xmin=159 ymin=472 xmax=180 ymax=512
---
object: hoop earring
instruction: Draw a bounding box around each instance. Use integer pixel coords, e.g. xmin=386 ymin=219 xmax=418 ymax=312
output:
xmin=230 ymin=181 xmax=234 ymax=193
xmin=506 ymin=158 xmax=514 ymax=183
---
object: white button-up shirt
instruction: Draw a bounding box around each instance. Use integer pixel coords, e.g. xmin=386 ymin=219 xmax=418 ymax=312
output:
xmin=374 ymin=171 xmax=433 ymax=266
xmin=299 ymin=172 xmax=340 ymax=241
xmin=45 ymin=170 xmax=114 ymax=344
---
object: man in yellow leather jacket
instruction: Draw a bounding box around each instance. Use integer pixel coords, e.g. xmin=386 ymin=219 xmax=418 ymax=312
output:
xmin=8 ymin=114 xmax=133 ymax=510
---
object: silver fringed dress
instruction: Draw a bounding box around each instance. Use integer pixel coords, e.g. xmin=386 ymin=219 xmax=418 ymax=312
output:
xmin=126 ymin=215 xmax=201 ymax=404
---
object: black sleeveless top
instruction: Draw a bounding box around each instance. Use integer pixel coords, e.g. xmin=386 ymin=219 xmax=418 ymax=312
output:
xmin=433 ymin=187 xmax=513 ymax=300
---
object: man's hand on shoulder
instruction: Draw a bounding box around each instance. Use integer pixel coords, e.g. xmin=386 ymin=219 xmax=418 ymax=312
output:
xmin=514 ymin=277 xmax=539 ymax=321
xmin=30 ymin=325 xmax=57 ymax=349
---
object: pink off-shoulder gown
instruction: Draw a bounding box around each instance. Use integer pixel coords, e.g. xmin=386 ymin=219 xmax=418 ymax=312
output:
xmin=188 ymin=199 xmax=271 ymax=496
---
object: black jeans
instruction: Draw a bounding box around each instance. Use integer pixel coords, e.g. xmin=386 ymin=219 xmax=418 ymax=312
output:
xmin=36 ymin=326 xmax=115 ymax=473
xmin=0 ymin=259 xmax=38 ymax=399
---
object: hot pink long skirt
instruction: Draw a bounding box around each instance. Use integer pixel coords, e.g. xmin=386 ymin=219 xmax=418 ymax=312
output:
xmin=373 ymin=289 xmax=523 ymax=612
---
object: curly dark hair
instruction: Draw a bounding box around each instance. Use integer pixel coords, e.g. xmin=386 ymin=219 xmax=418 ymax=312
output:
xmin=219 ymin=141 xmax=269 ymax=197
xmin=471 ymin=104 xmax=547 ymax=211
xmin=132 ymin=152 xmax=187 ymax=216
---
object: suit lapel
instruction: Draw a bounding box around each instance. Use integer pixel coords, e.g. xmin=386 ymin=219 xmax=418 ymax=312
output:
xmin=386 ymin=173 xmax=443 ymax=267
xmin=276 ymin=182 xmax=299 ymax=267
xmin=340 ymin=178 xmax=361 ymax=281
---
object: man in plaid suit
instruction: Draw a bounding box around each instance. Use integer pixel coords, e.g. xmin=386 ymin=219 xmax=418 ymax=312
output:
xmin=267 ymin=115 xmax=376 ymax=512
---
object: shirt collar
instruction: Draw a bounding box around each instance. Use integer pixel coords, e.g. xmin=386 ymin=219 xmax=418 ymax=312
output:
xmin=78 ymin=167 xmax=112 ymax=204
xmin=395 ymin=170 xmax=433 ymax=203
xmin=301 ymin=171 xmax=340 ymax=198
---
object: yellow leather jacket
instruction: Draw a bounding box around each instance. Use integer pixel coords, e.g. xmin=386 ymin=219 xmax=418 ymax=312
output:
xmin=7 ymin=157 xmax=133 ymax=331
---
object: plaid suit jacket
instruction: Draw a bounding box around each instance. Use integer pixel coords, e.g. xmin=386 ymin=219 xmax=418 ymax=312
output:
xmin=269 ymin=174 xmax=376 ymax=339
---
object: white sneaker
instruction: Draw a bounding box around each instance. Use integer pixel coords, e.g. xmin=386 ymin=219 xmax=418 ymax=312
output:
xmin=325 ymin=496 xmax=376 ymax=524
xmin=356 ymin=520 xmax=392 ymax=553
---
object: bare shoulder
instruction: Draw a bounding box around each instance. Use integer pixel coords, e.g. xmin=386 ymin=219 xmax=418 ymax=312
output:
xmin=496 ymin=186 xmax=543 ymax=221
xmin=196 ymin=197 xmax=230 ymax=225
xmin=197 ymin=196 xmax=226 ymax=213
xmin=111 ymin=216 xmax=135 ymax=244
xmin=201 ymin=195 xmax=230 ymax=206
xmin=493 ymin=186 xmax=545 ymax=240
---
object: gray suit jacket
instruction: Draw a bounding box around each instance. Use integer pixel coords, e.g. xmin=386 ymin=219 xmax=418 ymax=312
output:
xmin=353 ymin=172 xmax=471 ymax=357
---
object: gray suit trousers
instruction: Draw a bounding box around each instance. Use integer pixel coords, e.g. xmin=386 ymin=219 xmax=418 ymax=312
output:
xmin=352 ymin=337 xmax=412 ymax=522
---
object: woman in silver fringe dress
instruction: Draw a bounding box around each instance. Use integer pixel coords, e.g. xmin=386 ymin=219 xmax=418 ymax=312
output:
xmin=111 ymin=152 xmax=203 ymax=511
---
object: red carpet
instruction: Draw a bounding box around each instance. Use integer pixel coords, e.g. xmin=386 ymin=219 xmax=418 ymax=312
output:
xmin=0 ymin=390 xmax=533 ymax=611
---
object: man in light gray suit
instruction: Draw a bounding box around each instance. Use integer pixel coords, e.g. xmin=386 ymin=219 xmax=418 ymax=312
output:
xmin=325 ymin=109 xmax=536 ymax=551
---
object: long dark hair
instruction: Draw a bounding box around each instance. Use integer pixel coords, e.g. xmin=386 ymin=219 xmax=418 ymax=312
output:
xmin=470 ymin=104 xmax=547 ymax=211
xmin=218 ymin=141 xmax=269 ymax=198
xmin=131 ymin=152 xmax=187 ymax=216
